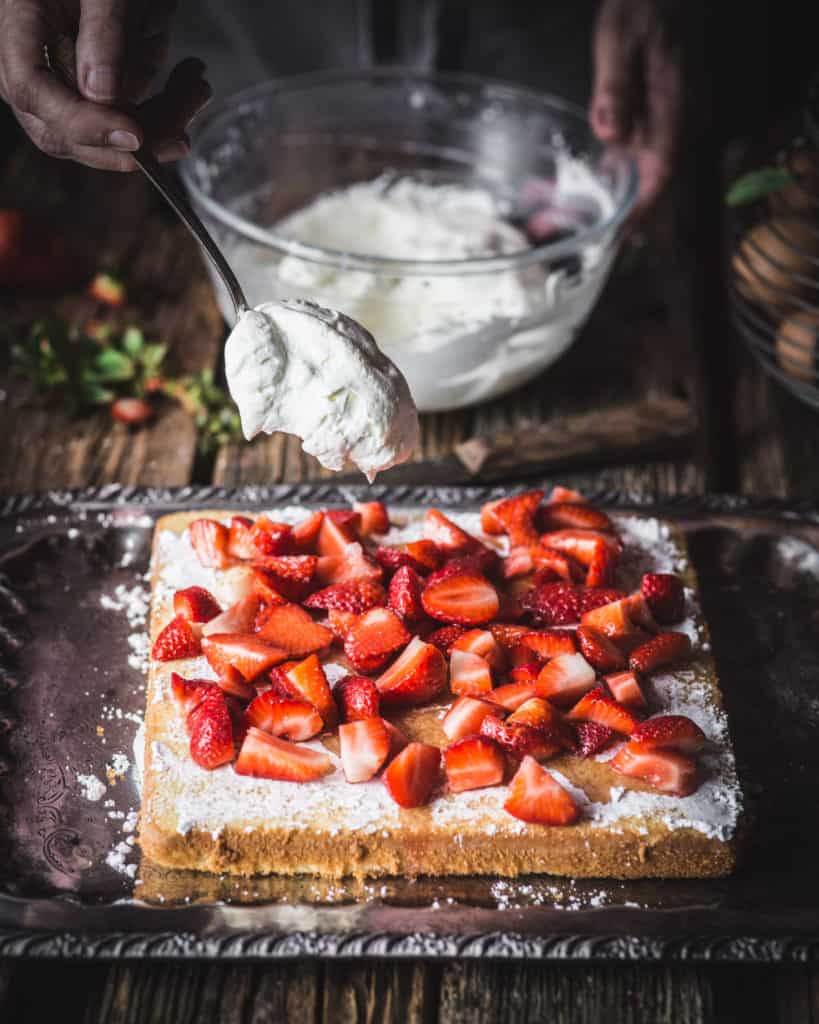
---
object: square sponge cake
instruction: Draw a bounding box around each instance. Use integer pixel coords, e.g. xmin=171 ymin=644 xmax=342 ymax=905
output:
xmin=138 ymin=504 xmax=742 ymax=879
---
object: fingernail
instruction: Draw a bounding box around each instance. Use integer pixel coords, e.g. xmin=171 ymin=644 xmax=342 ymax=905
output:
xmin=86 ymin=66 xmax=118 ymax=100
xmin=109 ymin=130 xmax=140 ymax=151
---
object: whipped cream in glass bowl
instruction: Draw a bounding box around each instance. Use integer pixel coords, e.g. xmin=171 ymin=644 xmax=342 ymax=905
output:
xmin=182 ymin=70 xmax=637 ymax=412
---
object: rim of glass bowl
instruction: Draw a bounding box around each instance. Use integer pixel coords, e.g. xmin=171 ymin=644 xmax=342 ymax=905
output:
xmin=180 ymin=67 xmax=639 ymax=277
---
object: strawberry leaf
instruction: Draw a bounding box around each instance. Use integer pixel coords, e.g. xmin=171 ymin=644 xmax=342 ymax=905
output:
xmin=725 ymin=167 xmax=791 ymax=207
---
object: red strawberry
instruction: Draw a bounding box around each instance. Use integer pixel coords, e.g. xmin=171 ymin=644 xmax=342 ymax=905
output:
xmin=449 ymin=649 xmax=493 ymax=697
xmin=110 ymin=397 xmax=153 ymax=425
xmin=382 ymin=742 xmax=441 ymax=807
xmin=152 ymin=614 xmax=200 ymax=661
xmin=580 ymin=598 xmax=635 ymax=639
xmin=215 ymin=664 xmax=256 ymax=702
xmin=585 ymin=540 xmax=617 ymax=588
xmin=530 ymin=545 xmax=585 ymax=582
xmin=576 ymin=625 xmax=627 ymax=672
xmin=375 ymin=541 xmax=442 ymax=576
xmin=622 ymin=592 xmax=659 ymax=633
xmin=538 ymin=503 xmax=613 ymax=533
xmin=235 ymin=727 xmax=334 ymax=781
xmin=567 ymin=686 xmax=641 ymax=734
xmin=305 ymin=578 xmax=386 ymax=614
xmin=339 ymin=717 xmax=391 ymax=782
xmin=630 ymin=715 xmax=706 ymax=754
xmin=245 ymin=692 xmax=323 ymax=741
xmin=426 ymin=624 xmax=466 ymax=653
xmin=254 ymin=603 xmax=333 ymax=656
xmin=227 ymin=515 xmax=256 ymax=560
xmin=522 ymin=583 xmax=625 ymax=626
xmin=490 ymin=489 xmax=544 ymax=547
xmin=201 ymin=633 xmax=288 ymax=681
xmin=249 ymin=517 xmax=294 ymax=557
xmin=508 ymin=697 xmax=575 ymax=751
xmin=610 ymin=742 xmax=698 ymax=796
xmin=388 ymin=565 xmax=425 ymax=623
xmin=451 ymin=628 xmax=505 ymax=670
xmin=292 ymin=511 xmax=325 ymax=553
xmin=503 ymin=756 xmax=580 ymax=825
xmin=383 ymin=720 xmax=409 ymax=757
xmin=281 ymin=654 xmax=337 ymax=728
xmin=375 ymin=636 xmax=447 ymax=706
xmin=317 ymin=511 xmax=360 ymax=556
xmin=253 ymin=554 xmax=317 ymax=585
xmin=251 ymin=568 xmax=289 ymax=606
xmin=509 ymin=662 xmax=541 ymax=686
xmin=604 ymin=670 xmax=647 ymax=710
xmin=520 ymin=630 xmax=577 ymax=659
xmin=202 ymin=595 xmax=261 ymax=637
xmin=535 ymin=652 xmax=596 ymax=706
xmin=344 ymin=607 xmax=411 ymax=673
xmin=629 ymin=632 xmax=692 ymax=676
xmin=441 ymin=696 xmax=500 ymax=742
xmin=173 ymin=586 xmax=222 ymax=624
xmin=88 ymin=271 xmax=125 ymax=306
xmin=487 ymin=623 xmax=531 ymax=650
xmin=479 ymin=713 xmax=561 ymax=761
xmin=187 ymin=689 xmax=235 ymax=769
xmin=641 ymin=573 xmax=686 ymax=624
xmin=316 ymin=542 xmax=383 ymax=586
xmin=219 ymin=565 xmax=257 ymax=604
xmin=546 ymin=486 xmax=587 ymax=505
xmin=487 ymin=681 xmax=539 ymax=711
xmin=480 ymin=498 xmax=506 ymax=535
xmin=170 ymin=673 xmax=215 ymax=714
xmin=575 ymin=721 xmax=615 ymax=757
xmin=422 ymin=574 xmax=499 ymax=626
xmin=335 ymin=675 xmax=381 ymax=722
xmin=503 ymin=546 xmax=534 ymax=578
xmin=444 ymin=735 xmax=506 ymax=793
xmin=425 ymin=553 xmax=496 ymax=587
xmin=353 ymin=500 xmax=389 ymax=536
xmin=539 ymin=528 xmax=622 ymax=567
xmin=189 ymin=519 xmax=231 ymax=569
xmin=424 ymin=508 xmax=478 ymax=554
xmin=327 ymin=608 xmax=358 ymax=640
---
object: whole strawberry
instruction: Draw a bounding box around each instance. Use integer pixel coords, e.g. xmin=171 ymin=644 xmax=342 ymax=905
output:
xmin=641 ymin=573 xmax=685 ymax=624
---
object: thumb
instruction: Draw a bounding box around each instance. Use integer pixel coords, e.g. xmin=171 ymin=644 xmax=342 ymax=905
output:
xmin=76 ymin=0 xmax=131 ymax=103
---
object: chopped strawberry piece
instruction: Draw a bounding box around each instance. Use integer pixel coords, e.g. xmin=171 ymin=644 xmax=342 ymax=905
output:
xmin=317 ymin=511 xmax=360 ymax=556
xmin=292 ymin=510 xmax=325 ymax=553
xmin=327 ymin=608 xmax=358 ymax=640
xmin=215 ymin=664 xmax=256 ymax=702
xmin=388 ymin=565 xmax=425 ymax=623
xmin=491 ymin=489 xmax=544 ymax=547
xmin=503 ymin=756 xmax=581 ymax=825
xmin=383 ymin=719 xmax=409 ymax=756
xmin=604 ymin=670 xmax=647 ymax=710
xmin=254 ymin=603 xmax=333 ymax=656
xmin=426 ymin=624 xmax=466 ymax=653
xmin=353 ymin=500 xmax=390 ymax=536
xmin=152 ymin=614 xmax=200 ymax=661
xmin=538 ymin=503 xmax=613 ymax=533
xmin=445 ymin=735 xmax=506 ymax=793
xmin=424 ymin=508 xmax=478 ymax=554
xmin=375 ymin=635 xmax=447 ymax=706
xmin=629 ymin=631 xmax=692 ymax=675
xmin=305 ymin=578 xmax=386 ymax=614
xmin=375 ymin=541 xmax=442 ymax=576
xmin=575 ymin=721 xmax=615 ymax=757
xmin=441 ymin=696 xmax=500 ymax=742
xmin=249 ymin=517 xmax=294 ymax=557
xmin=344 ymin=607 xmax=411 ymax=673
xmin=251 ymin=568 xmax=289 ymax=606
xmin=502 ymin=546 xmax=534 ymax=579
xmin=173 ymin=586 xmax=222 ymax=624
xmin=568 ymin=686 xmax=641 ymax=734
xmin=580 ymin=598 xmax=635 ymax=639
xmin=539 ymin=528 xmax=622 ymax=568
xmin=422 ymin=573 xmax=499 ymax=626
xmin=535 ymin=652 xmax=597 ymax=706
xmin=189 ymin=519 xmax=231 ymax=569
xmin=487 ymin=681 xmax=539 ymax=711
xmin=449 ymin=649 xmax=493 ymax=697
xmin=622 ymin=592 xmax=659 ymax=633
xmin=316 ymin=542 xmax=383 ymax=586
xmin=170 ymin=672 xmax=215 ymax=714
xmin=339 ymin=717 xmax=392 ymax=782
xmin=281 ymin=653 xmax=337 ymax=728
xmin=585 ymin=540 xmax=617 ymax=588
xmin=335 ymin=675 xmax=381 ymax=722
xmin=546 ymin=485 xmax=587 ymax=505
xmin=576 ymin=625 xmax=627 ymax=672
xmin=227 ymin=515 xmax=256 ymax=560
xmin=520 ymin=629 xmax=577 ymax=659
xmin=425 ymin=553 xmax=496 ymax=587
xmin=451 ymin=628 xmax=505 ymax=670
xmin=480 ymin=498 xmax=506 ymax=535
xmin=327 ymin=508 xmax=362 ymax=531
xmin=245 ymin=691 xmax=323 ymax=741
xmin=522 ymin=582 xmax=625 ymax=626
xmin=509 ymin=663 xmax=541 ymax=686
xmin=630 ymin=714 xmax=706 ymax=754
xmin=530 ymin=545 xmax=585 ymax=581
xmin=187 ymin=689 xmax=235 ymax=769
xmin=641 ymin=573 xmax=686 ymax=624
xmin=382 ymin=742 xmax=441 ymax=807
xmin=235 ymin=727 xmax=334 ymax=781
xmin=508 ymin=696 xmax=576 ymax=751
xmin=510 ymin=642 xmax=540 ymax=668
xmin=479 ymin=714 xmax=561 ymax=761
xmin=202 ymin=595 xmax=262 ymax=637
xmin=219 ymin=565 xmax=257 ymax=605
xmin=202 ymin=633 xmax=288 ymax=681
xmin=253 ymin=555 xmax=318 ymax=602
xmin=610 ymin=742 xmax=698 ymax=796
xmin=487 ymin=623 xmax=531 ymax=650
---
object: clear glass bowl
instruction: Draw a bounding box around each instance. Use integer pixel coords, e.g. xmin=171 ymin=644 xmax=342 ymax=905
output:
xmin=181 ymin=69 xmax=637 ymax=412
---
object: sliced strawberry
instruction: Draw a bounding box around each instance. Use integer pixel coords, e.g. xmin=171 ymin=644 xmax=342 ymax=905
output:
xmin=579 ymin=598 xmax=635 ymax=639
xmin=327 ymin=508 xmax=362 ymax=531
xmin=480 ymin=498 xmax=506 ymax=535
xmin=281 ymin=653 xmax=337 ymax=728
xmin=576 ymin=625 xmax=627 ymax=672
xmin=426 ymin=624 xmax=466 ymax=653
xmin=629 ymin=632 xmax=692 ymax=676
xmin=189 ymin=519 xmax=231 ymax=569
xmin=335 ymin=674 xmax=381 ymax=722
xmin=292 ymin=510 xmax=325 ymax=553
xmin=510 ymin=642 xmax=541 ymax=669
xmin=491 ymin=489 xmax=544 ymax=547
xmin=487 ymin=623 xmax=531 ymax=650
xmin=503 ymin=546 xmax=534 ymax=578
xmin=305 ymin=578 xmax=386 ymax=614
xmin=441 ymin=696 xmax=500 ymax=742
xmin=234 ymin=726 xmax=334 ymax=781
xmin=522 ymin=582 xmax=625 ymax=626
xmin=249 ymin=517 xmax=294 ymax=557
xmin=187 ymin=688 xmax=235 ymax=769
xmin=339 ymin=717 xmax=391 ymax=782
xmin=215 ymin=664 xmax=256 ymax=702
xmin=451 ymin=628 xmax=505 ymax=670
xmin=546 ymin=485 xmax=587 ymax=505
xmin=382 ymin=742 xmax=441 ymax=807
xmin=227 ymin=515 xmax=256 ymax=560
xmin=426 ymin=553 xmax=497 ymax=587
xmin=383 ymin=719 xmax=409 ymax=757
xmin=585 ymin=540 xmax=617 ymax=588
xmin=630 ymin=714 xmax=706 ymax=754
xmin=520 ymin=629 xmax=577 ymax=659
xmin=253 ymin=554 xmax=317 ymax=589
xmin=509 ymin=663 xmax=541 ymax=687
xmin=173 ymin=586 xmax=222 ymax=624
xmin=604 ymin=670 xmax=647 ymax=710
xmin=641 ymin=573 xmax=686 ymax=624
xmin=327 ymin=608 xmax=358 ymax=640
xmin=444 ymin=735 xmax=506 ymax=793
xmin=508 ymin=697 xmax=576 ymax=751
xmin=152 ymin=614 xmax=200 ymax=661
xmin=487 ymin=681 xmax=539 ymax=711
xmin=254 ymin=603 xmax=333 ymax=656
xmin=539 ymin=528 xmax=622 ymax=566
xmin=503 ymin=756 xmax=581 ymax=825
xmin=375 ymin=635 xmax=447 ymax=706
xmin=622 ymin=592 xmax=659 ymax=633
xmin=251 ymin=568 xmax=290 ymax=606
xmin=202 ymin=633 xmax=288 ymax=681
xmin=375 ymin=540 xmax=443 ymax=576
xmin=344 ymin=607 xmax=411 ymax=673
xmin=170 ymin=672 xmax=215 ymax=714
xmin=245 ymin=692 xmax=323 ymax=741
xmin=316 ymin=542 xmax=383 ymax=586
xmin=388 ymin=565 xmax=425 ymax=623
xmin=535 ymin=652 xmax=597 ymax=706
xmin=575 ymin=721 xmax=615 ymax=757
xmin=202 ymin=595 xmax=262 ymax=637
xmin=610 ymin=742 xmax=698 ymax=796
xmin=449 ymin=649 xmax=493 ymax=697
xmin=353 ymin=500 xmax=389 ymax=536
xmin=530 ymin=545 xmax=585 ymax=582
xmin=479 ymin=713 xmax=561 ymax=761
xmin=219 ymin=565 xmax=257 ymax=605
xmin=422 ymin=573 xmax=499 ymax=626
xmin=568 ymin=686 xmax=641 ymax=734
xmin=317 ymin=511 xmax=360 ymax=556
xmin=538 ymin=503 xmax=613 ymax=533
xmin=424 ymin=508 xmax=478 ymax=554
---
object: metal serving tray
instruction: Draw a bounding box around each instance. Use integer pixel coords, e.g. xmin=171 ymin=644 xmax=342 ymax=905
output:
xmin=1 ymin=484 xmax=818 ymax=961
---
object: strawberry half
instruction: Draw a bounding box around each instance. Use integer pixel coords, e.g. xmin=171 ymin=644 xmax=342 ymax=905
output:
xmin=335 ymin=675 xmax=381 ymax=722
xmin=304 ymin=579 xmax=386 ymax=614
xmin=248 ymin=518 xmax=294 ymax=557
xmin=539 ymin=528 xmax=622 ymax=568
xmin=567 ymin=686 xmax=641 ymax=734
xmin=353 ymin=500 xmax=389 ymax=536
xmin=503 ymin=546 xmax=534 ymax=579
xmin=388 ymin=565 xmax=425 ymax=623
xmin=480 ymin=498 xmax=505 ymax=535
xmin=622 ymin=592 xmax=659 ymax=633
xmin=202 ymin=633 xmax=288 ymax=681
xmin=630 ymin=714 xmax=706 ymax=754
xmin=487 ymin=681 xmax=539 ymax=711
xmin=449 ymin=649 xmax=493 ymax=697
xmin=604 ymin=670 xmax=647 ymax=710
xmin=317 ymin=511 xmax=360 ymax=556
xmin=152 ymin=614 xmax=200 ymax=661
xmin=281 ymin=654 xmax=337 ymax=728
xmin=441 ymin=696 xmax=500 ymax=742
xmin=535 ymin=652 xmax=596 ymax=706
xmin=641 ymin=573 xmax=686 ymax=624
xmin=374 ymin=635 xmax=447 ymax=707
xmin=490 ymin=489 xmax=544 ymax=547
xmin=444 ymin=736 xmax=506 ymax=793
xmin=530 ymin=545 xmax=585 ymax=582
xmin=227 ymin=515 xmax=256 ymax=560
xmin=376 ymin=541 xmax=443 ymax=576
xmin=254 ymin=603 xmax=333 ymax=656
xmin=576 ymin=625 xmax=627 ymax=672
xmin=522 ymin=583 xmax=625 ymax=626
xmin=579 ymin=598 xmax=635 ymax=640
xmin=479 ymin=714 xmax=561 ymax=761
xmin=245 ymin=692 xmax=323 ymax=741
xmin=575 ymin=721 xmax=615 ymax=758
xmin=202 ymin=595 xmax=261 ymax=637
xmin=235 ymin=727 xmax=334 ymax=782
xmin=546 ymin=485 xmax=587 ymax=505
xmin=422 ymin=573 xmax=499 ymax=626
xmin=253 ymin=555 xmax=317 ymax=600
xmin=427 ymin=624 xmax=467 ymax=653
xmin=316 ymin=542 xmax=383 ymax=586
xmin=424 ymin=508 xmax=477 ymax=554
xmin=610 ymin=742 xmax=698 ymax=796
xmin=487 ymin=624 xmax=531 ymax=650
xmin=170 ymin=672 xmax=215 ymax=714
xmin=339 ymin=717 xmax=392 ymax=782
xmin=629 ymin=632 xmax=692 ymax=676
xmin=251 ymin=568 xmax=289 ymax=607
xmin=503 ymin=756 xmax=581 ymax=825
xmin=189 ymin=519 xmax=232 ymax=569
xmin=451 ymin=628 xmax=505 ymax=671
xmin=187 ymin=689 xmax=235 ymax=769
xmin=215 ymin=664 xmax=256 ymax=702
xmin=173 ymin=586 xmax=222 ymax=624
xmin=382 ymin=742 xmax=441 ymax=807
xmin=538 ymin=502 xmax=613 ymax=533
xmin=292 ymin=511 xmax=325 ymax=553
xmin=344 ymin=607 xmax=411 ymax=673
xmin=508 ymin=697 xmax=575 ymax=751
xmin=520 ymin=630 xmax=577 ymax=660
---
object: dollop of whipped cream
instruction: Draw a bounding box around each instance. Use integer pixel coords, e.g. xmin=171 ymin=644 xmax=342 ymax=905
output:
xmin=225 ymin=299 xmax=419 ymax=481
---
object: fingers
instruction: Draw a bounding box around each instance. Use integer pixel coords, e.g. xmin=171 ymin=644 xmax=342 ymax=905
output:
xmin=75 ymin=0 xmax=132 ymax=102
xmin=125 ymin=0 xmax=179 ymax=101
xmin=632 ymin=27 xmax=683 ymax=216
xmin=590 ymin=0 xmax=642 ymax=143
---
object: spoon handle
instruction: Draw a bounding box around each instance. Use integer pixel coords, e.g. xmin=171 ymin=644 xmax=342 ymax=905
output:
xmin=45 ymin=37 xmax=249 ymax=319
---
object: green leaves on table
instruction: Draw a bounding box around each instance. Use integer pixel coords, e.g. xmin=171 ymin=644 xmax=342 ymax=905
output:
xmin=164 ymin=369 xmax=242 ymax=455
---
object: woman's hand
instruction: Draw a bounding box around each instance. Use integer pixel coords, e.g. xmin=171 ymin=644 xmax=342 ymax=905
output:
xmin=0 ymin=0 xmax=211 ymax=171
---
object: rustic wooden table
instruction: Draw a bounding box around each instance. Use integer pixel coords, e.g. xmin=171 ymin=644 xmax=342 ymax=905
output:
xmin=1 ymin=141 xmax=818 ymax=1022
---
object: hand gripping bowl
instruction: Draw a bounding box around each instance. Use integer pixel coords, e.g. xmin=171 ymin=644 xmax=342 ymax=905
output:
xmin=181 ymin=69 xmax=637 ymax=412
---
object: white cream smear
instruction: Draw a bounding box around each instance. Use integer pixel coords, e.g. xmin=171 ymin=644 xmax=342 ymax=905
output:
xmin=224 ymin=299 xmax=419 ymax=481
